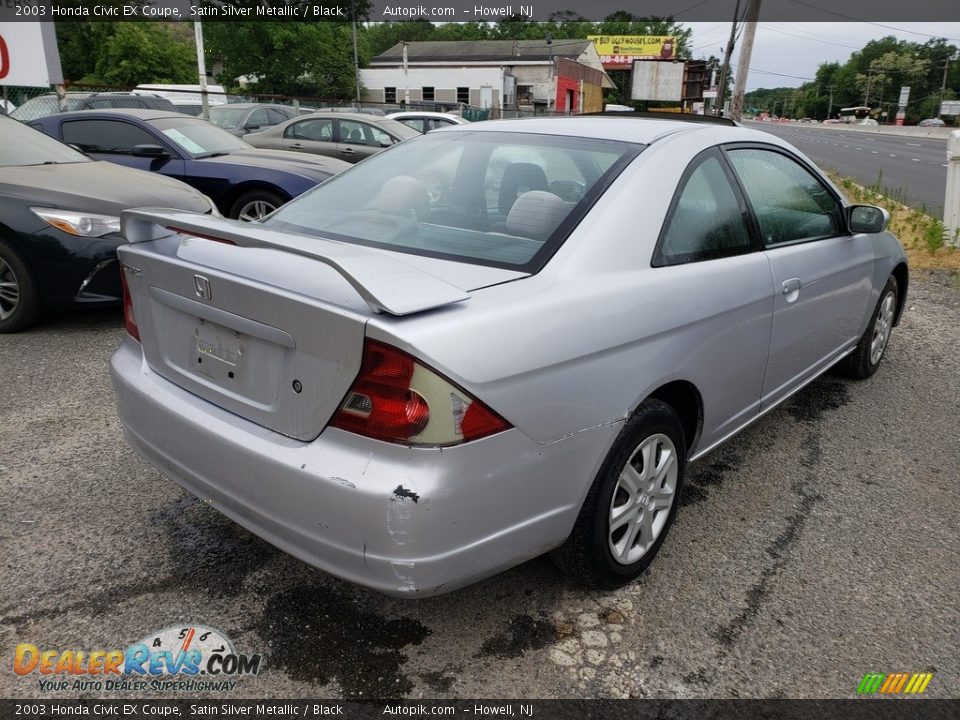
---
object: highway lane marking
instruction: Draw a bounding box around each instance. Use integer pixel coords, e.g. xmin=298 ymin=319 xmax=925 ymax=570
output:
xmin=872 ymin=151 xmax=878 ymax=154
xmin=890 ymin=154 xmax=897 ymax=157
xmin=906 ymin=143 xmax=922 ymax=147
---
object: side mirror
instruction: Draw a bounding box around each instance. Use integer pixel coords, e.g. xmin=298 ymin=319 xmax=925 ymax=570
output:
xmin=244 ymin=123 xmax=261 ymax=131
xmin=848 ymin=205 xmax=889 ymax=234
xmin=131 ymin=144 xmax=168 ymax=158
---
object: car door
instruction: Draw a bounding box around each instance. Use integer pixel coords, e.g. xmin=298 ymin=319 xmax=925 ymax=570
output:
xmin=335 ymin=119 xmax=388 ymax=163
xmin=281 ymin=117 xmax=337 ymax=157
xmin=725 ymin=146 xmax=875 ymax=408
xmin=58 ymin=118 xmax=186 ymax=177
xmin=651 ymin=148 xmax=774 ymax=446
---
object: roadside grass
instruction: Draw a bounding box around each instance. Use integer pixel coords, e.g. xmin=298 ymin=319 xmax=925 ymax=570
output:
xmin=828 ymin=170 xmax=960 ymax=271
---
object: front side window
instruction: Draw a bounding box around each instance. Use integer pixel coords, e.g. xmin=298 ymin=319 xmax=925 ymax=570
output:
xmin=265 ymin=131 xmax=641 ymax=271
xmin=285 ymin=118 xmax=333 ymax=142
xmin=61 ymin=120 xmax=156 ymax=154
xmin=655 ymin=152 xmax=754 ymax=265
xmin=727 ymin=148 xmax=842 ymax=246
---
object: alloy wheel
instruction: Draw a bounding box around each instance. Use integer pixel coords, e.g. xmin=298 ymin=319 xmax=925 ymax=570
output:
xmin=608 ymin=433 xmax=678 ymax=565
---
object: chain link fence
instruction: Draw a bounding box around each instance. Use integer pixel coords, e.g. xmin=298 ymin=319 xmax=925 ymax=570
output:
xmin=1 ymin=82 xmax=493 ymax=121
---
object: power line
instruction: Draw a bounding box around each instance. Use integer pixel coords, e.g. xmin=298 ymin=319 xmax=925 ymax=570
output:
xmin=761 ymin=25 xmax=860 ymax=50
xmin=784 ymin=0 xmax=960 ymax=42
xmin=732 ymin=65 xmax=814 ymax=81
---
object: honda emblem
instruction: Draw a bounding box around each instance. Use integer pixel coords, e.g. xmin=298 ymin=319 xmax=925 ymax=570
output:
xmin=194 ymin=275 xmax=212 ymax=300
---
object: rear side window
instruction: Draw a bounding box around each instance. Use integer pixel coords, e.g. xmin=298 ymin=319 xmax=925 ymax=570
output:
xmin=654 ymin=151 xmax=754 ymax=266
xmin=727 ymin=148 xmax=842 ymax=246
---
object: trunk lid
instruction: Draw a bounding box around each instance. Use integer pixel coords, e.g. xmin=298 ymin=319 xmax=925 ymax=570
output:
xmin=117 ymin=209 xmax=483 ymax=441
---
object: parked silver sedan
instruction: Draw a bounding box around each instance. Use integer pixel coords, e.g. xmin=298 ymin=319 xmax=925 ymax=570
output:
xmin=243 ymin=112 xmax=419 ymax=163
xmin=111 ymin=117 xmax=907 ymax=597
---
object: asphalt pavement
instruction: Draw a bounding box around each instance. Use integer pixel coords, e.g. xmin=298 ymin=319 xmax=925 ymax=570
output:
xmin=744 ymin=121 xmax=950 ymax=213
xmin=1 ymin=272 xmax=958 ymax=700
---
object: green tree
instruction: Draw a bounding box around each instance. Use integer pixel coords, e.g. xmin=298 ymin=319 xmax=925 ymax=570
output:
xmin=92 ymin=23 xmax=197 ymax=86
xmin=204 ymin=22 xmax=357 ymax=98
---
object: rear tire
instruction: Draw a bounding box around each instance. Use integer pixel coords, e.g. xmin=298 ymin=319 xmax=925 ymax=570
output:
xmin=553 ymin=399 xmax=686 ymax=588
xmin=230 ymin=190 xmax=285 ymax=222
xmin=0 ymin=242 xmax=40 ymax=333
xmin=839 ymin=276 xmax=898 ymax=380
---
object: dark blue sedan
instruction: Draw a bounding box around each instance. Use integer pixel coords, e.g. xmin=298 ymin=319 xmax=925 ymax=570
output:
xmin=32 ymin=109 xmax=351 ymax=220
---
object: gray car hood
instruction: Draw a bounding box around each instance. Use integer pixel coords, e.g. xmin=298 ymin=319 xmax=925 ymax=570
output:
xmin=0 ymin=160 xmax=211 ymax=215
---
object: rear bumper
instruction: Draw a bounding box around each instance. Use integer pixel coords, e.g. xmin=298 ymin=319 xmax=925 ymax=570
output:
xmin=110 ymin=338 xmax=617 ymax=597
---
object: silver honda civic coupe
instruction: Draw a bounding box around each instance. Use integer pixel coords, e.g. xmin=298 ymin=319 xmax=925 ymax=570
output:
xmin=111 ymin=117 xmax=907 ymax=597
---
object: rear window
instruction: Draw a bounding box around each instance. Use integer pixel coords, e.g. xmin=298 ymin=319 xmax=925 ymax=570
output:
xmin=265 ymin=131 xmax=641 ymax=271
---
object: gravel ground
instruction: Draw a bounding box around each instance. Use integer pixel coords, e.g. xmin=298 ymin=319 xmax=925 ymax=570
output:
xmin=1 ymin=270 xmax=957 ymax=700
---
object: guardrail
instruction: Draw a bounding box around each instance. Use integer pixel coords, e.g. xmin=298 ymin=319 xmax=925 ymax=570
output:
xmin=946 ymin=131 xmax=960 ymax=247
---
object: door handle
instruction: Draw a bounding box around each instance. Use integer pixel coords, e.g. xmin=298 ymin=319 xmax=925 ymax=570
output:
xmin=782 ymin=278 xmax=802 ymax=298
xmin=288 ymin=143 xmax=303 ymax=150
xmin=341 ymin=147 xmax=355 ymax=154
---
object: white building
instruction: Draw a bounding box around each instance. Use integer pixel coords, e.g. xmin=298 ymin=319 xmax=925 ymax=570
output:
xmin=360 ymin=40 xmax=613 ymax=114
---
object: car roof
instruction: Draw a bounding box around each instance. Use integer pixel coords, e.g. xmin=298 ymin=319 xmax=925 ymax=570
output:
xmin=210 ymin=103 xmax=292 ymax=110
xmin=36 ymin=108 xmax=191 ymax=122
xmin=388 ymin=111 xmax=458 ymax=119
xmin=438 ymin=116 xmax=745 ymax=144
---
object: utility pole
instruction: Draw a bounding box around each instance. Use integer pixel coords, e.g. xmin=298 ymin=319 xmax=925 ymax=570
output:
xmin=730 ymin=0 xmax=762 ymax=122
xmin=715 ymin=0 xmax=741 ymax=116
xmin=193 ymin=18 xmax=209 ymax=120
xmin=351 ymin=0 xmax=361 ymax=105
xmin=940 ymin=56 xmax=952 ymax=116
xmin=826 ymin=84 xmax=835 ymax=119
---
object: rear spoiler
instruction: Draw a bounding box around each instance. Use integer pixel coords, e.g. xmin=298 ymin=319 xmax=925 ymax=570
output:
xmin=121 ymin=209 xmax=469 ymax=316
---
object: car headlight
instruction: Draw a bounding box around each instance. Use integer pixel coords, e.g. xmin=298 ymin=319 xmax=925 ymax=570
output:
xmin=30 ymin=208 xmax=121 ymax=237
xmin=203 ymin=195 xmax=222 ymax=217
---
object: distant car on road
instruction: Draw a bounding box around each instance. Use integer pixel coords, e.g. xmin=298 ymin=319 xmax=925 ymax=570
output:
xmin=387 ymin=111 xmax=467 ymax=133
xmin=32 ymin=109 xmax=350 ymax=221
xmin=917 ymin=118 xmax=946 ymax=127
xmin=207 ymin=103 xmax=300 ymax=136
xmin=11 ymin=92 xmax=177 ymax=122
xmin=0 ymin=115 xmax=214 ymax=333
xmin=244 ymin=111 xmax=419 ymax=164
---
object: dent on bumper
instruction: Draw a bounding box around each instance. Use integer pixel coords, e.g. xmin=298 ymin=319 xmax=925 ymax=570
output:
xmin=110 ymin=338 xmax=617 ymax=597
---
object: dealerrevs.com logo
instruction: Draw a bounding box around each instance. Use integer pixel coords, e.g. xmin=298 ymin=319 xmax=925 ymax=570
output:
xmin=14 ymin=624 xmax=262 ymax=693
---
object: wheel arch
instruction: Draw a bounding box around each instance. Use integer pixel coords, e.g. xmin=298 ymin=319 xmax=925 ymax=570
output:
xmin=644 ymin=380 xmax=704 ymax=459
xmin=890 ymin=261 xmax=908 ymax=326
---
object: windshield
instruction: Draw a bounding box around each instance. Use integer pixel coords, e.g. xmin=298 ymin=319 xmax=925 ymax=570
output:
xmin=265 ymin=131 xmax=641 ymax=271
xmin=11 ymin=95 xmax=91 ymax=122
xmin=148 ymin=117 xmax=251 ymax=156
xmin=207 ymin=106 xmax=249 ymax=130
xmin=0 ymin=117 xmax=90 ymax=167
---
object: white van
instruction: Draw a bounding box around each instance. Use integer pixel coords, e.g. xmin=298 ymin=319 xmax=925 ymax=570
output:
xmin=133 ymin=84 xmax=228 ymax=116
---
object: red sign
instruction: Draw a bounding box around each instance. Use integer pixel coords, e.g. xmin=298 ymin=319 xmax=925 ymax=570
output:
xmin=0 ymin=34 xmax=10 ymax=81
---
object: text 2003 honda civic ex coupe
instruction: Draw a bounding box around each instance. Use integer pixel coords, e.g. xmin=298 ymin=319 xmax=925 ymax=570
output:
xmin=111 ymin=117 xmax=907 ymax=597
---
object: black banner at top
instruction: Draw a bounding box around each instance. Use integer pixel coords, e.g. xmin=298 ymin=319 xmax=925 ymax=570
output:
xmin=0 ymin=0 xmax=959 ymax=23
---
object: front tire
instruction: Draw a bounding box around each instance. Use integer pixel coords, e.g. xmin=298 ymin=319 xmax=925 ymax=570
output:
xmin=230 ymin=190 xmax=285 ymax=222
xmin=553 ymin=399 xmax=686 ymax=588
xmin=840 ymin=276 xmax=898 ymax=379
xmin=0 ymin=242 xmax=40 ymax=333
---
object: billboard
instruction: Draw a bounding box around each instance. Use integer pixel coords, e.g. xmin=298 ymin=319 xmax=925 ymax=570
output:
xmin=0 ymin=21 xmax=63 ymax=87
xmin=588 ymin=35 xmax=676 ymax=69
xmin=630 ymin=60 xmax=684 ymax=102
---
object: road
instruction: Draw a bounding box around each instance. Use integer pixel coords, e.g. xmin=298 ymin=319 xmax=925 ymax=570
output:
xmin=744 ymin=121 xmax=950 ymax=213
xmin=1 ymin=273 xmax=958 ymax=700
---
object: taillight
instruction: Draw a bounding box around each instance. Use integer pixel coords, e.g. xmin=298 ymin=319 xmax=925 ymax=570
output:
xmin=120 ymin=270 xmax=140 ymax=342
xmin=330 ymin=340 xmax=511 ymax=446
